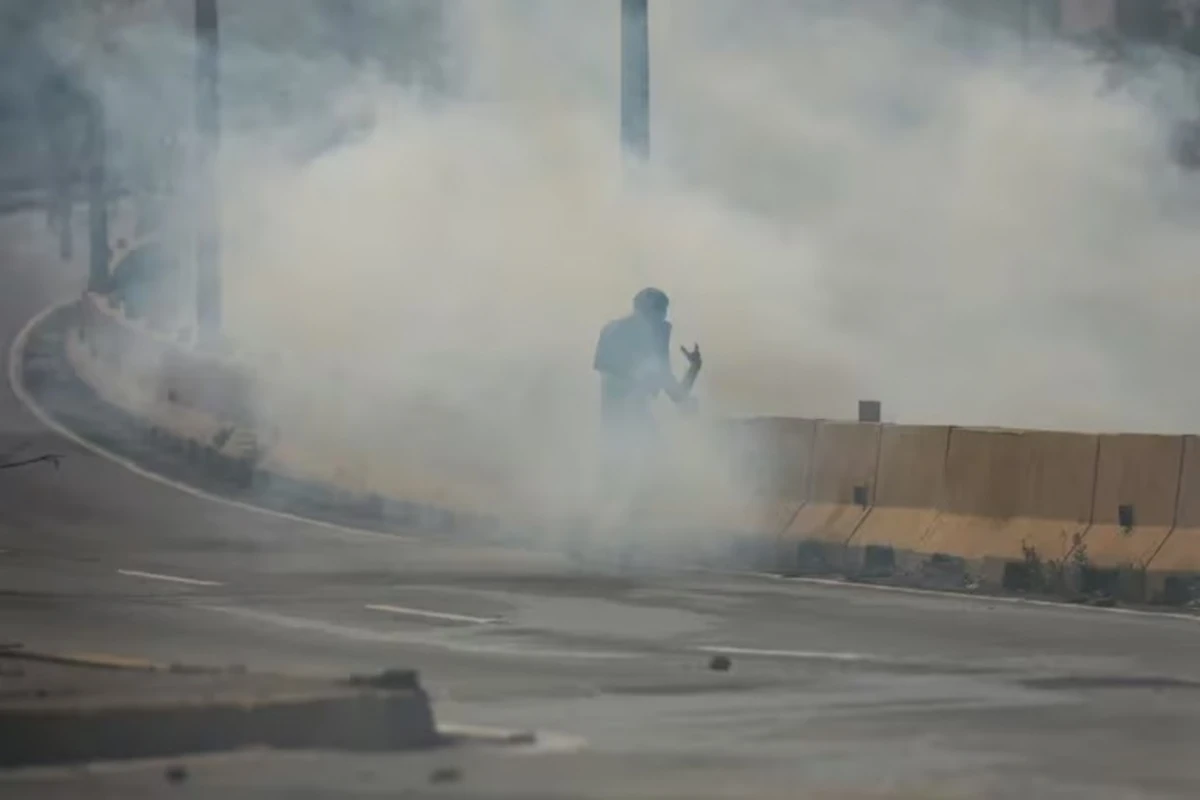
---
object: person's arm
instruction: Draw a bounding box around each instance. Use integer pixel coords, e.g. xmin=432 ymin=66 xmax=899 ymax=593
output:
xmin=663 ymin=344 xmax=702 ymax=405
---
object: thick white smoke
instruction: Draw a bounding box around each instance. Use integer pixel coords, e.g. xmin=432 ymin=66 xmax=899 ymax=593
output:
xmin=17 ymin=2 xmax=1200 ymax=552
xmin=218 ymin=3 xmax=1200 ymax=438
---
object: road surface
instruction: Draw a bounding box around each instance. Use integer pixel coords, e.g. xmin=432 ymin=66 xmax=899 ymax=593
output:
xmin=3 ymin=209 xmax=1200 ymax=798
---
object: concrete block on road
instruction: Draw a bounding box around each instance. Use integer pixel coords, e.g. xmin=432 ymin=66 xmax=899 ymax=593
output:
xmin=0 ymin=648 xmax=438 ymax=768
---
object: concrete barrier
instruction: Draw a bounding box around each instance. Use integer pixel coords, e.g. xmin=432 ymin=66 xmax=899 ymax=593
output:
xmin=778 ymin=421 xmax=880 ymax=573
xmin=1078 ymin=434 xmax=1183 ymax=573
xmin=1145 ymin=436 xmax=1200 ymax=601
xmin=0 ymin=650 xmax=437 ymax=767
xmin=921 ymin=428 xmax=1098 ymax=585
xmin=847 ymin=424 xmax=950 ymax=573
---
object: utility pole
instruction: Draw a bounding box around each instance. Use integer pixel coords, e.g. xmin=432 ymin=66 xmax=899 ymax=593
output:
xmin=327 ymin=0 xmax=365 ymax=67
xmin=620 ymin=0 xmax=650 ymax=158
xmin=86 ymin=96 xmax=109 ymax=291
xmin=195 ymin=0 xmax=221 ymax=343
xmin=1019 ymin=0 xmax=1029 ymax=54
xmin=41 ymin=67 xmax=78 ymax=263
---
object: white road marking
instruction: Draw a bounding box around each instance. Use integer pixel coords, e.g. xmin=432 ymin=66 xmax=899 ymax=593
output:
xmin=203 ymin=606 xmax=900 ymax=667
xmin=199 ymin=605 xmax=636 ymax=660
xmin=696 ymin=645 xmax=881 ymax=663
xmin=700 ymin=569 xmax=1200 ymax=625
xmin=117 ymin=569 xmax=223 ymax=587
xmin=365 ymin=603 xmax=500 ymax=625
xmin=438 ymin=723 xmax=535 ymax=742
xmin=8 ymin=302 xmax=415 ymax=547
xmin=438 ymin=724 xmax=588 ymax=755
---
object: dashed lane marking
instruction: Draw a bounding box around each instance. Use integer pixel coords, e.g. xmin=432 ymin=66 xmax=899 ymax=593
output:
xmin=198 ymin=605 xmax=638 ymax=661
xmin=696 ymin=645 xmax=886 ymax=664
xmin=117 ymin=568 xmax=223 ymax=587
xmin=365 ymin=603 xmax=501 ymax=625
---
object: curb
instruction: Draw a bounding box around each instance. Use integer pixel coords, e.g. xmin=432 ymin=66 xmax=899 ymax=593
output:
xmin=18 ymin=301 xmax=566 ymax=555
xmin=9 ymin=302 xmax=433 ymax=545
xmin=0 ymin=649 xmax=438 ymax=768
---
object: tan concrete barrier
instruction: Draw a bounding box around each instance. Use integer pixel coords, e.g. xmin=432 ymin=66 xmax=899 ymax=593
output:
xmin=1144 ymin=436 xmax=1200 ymax=600
xmin=778 ymin=421 xmax=880 ymax=571
xmin=1078 ymin=434 xmax=1184 ymax=572
xmin=848 ymin=424 xmax=949 ymax=570
xmin=920 ymin=428 xmax=1098 ymax=583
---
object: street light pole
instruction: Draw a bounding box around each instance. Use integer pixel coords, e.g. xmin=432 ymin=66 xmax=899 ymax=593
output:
xmin=86 ymin=95 xmax=109 ymax=291
xmin=620 ymin=0 xmax=650 ymax=158
xmin=1021 ymin=0 xmax=1035 ymax=56
xmin=195 ymin=0 xmax=221 ymax=343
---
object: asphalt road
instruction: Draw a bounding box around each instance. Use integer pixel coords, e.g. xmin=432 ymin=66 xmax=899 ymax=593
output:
xmin=5 ymin=209 xmax=1200 ymax=798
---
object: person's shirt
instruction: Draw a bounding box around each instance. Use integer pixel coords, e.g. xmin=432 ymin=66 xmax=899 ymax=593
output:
xmin=593 ymin=313 xmax=672 ymax=423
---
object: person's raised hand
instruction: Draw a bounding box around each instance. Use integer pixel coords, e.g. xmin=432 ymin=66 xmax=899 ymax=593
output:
xmin=681 ymin=343 xmax=702 ymax=371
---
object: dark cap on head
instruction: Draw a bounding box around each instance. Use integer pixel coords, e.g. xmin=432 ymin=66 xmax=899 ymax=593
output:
xmin=633 ymin=287 xmax=669 ymax=316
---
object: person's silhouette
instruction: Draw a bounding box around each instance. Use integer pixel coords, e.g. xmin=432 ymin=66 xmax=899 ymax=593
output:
xmin=593 ymin=287 xmax=702 ymax=444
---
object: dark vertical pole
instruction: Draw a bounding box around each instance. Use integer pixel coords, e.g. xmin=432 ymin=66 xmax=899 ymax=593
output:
xmin=86 ymin=97 xmax=109 ymax=291
xmin=1020 ymin=0 xmax=1031 ymax=55
xmin=1041 ymin=0 xmax=1060 ymax=37
xmin=339 ymin=0 xmax=366 ymax=67
xmin=195 ymin=0 xmax=221 ymax=342
xmin=620 ymin=0 xmax=649 ymax=158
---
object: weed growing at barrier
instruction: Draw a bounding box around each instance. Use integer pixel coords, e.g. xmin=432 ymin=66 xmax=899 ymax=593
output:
xmin=1070 ymin=537 xmax=1091 ymax=578
xmin=1006 ymin=541 xmax=1070 ymax=596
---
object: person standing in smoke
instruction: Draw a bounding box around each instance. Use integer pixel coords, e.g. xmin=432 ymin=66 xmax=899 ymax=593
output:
xmin=594 ymin=287 xmax=703 ymax=443
xmin=583 ymin=287 xmax=702 ymax=569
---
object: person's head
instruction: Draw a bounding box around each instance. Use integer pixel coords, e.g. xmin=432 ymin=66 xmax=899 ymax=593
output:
xmin=632 ymin=287 xmax=669 ymax=322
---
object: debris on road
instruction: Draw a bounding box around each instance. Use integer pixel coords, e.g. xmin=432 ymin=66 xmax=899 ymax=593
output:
xmin=429 ymin=766 xmax=462 ymax=784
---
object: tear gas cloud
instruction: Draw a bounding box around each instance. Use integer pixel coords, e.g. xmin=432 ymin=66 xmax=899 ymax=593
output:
xmin=216 ymin=2 xmax=1200 ymax=434
xmin=20 ymin=1 xmax=1200 ymax=538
